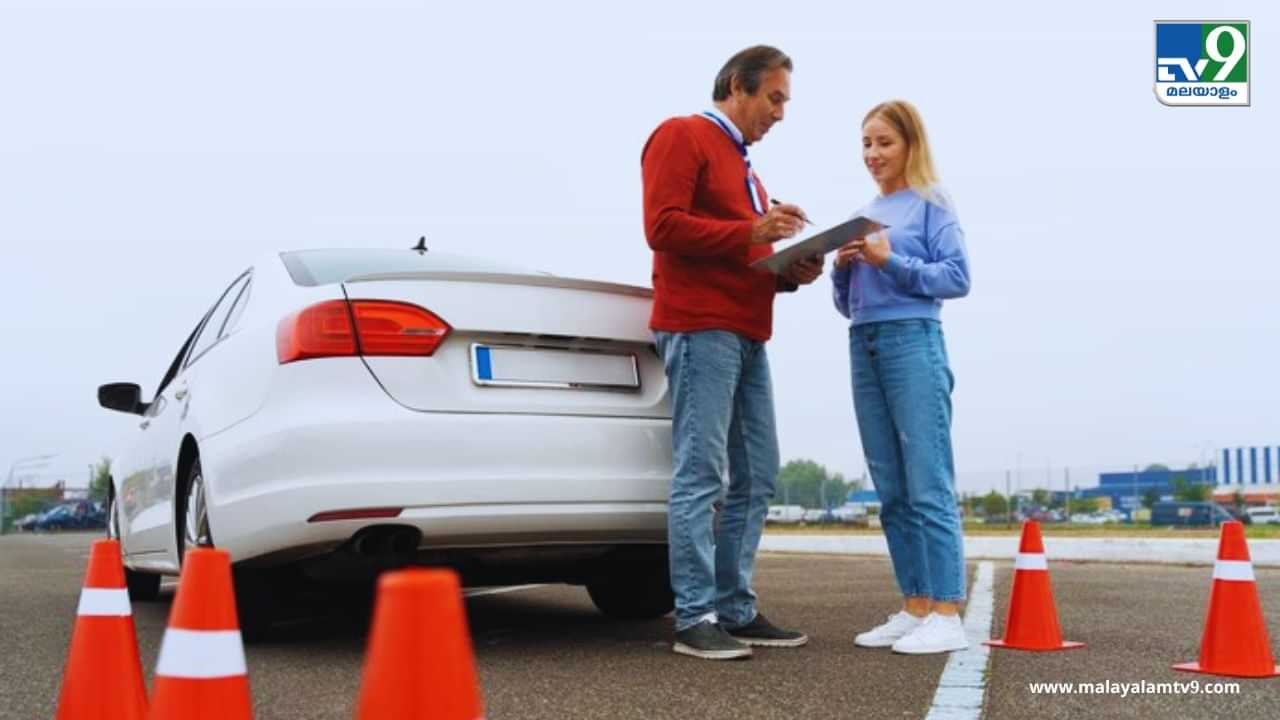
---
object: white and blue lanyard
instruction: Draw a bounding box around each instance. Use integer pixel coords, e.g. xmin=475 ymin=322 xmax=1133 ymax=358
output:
xmin=700 ymin=111 xmax=766 ymax=216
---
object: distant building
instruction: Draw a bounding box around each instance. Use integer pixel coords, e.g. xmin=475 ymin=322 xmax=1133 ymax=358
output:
xmin=1077 ymin=468 xmax=1216 ymax=513
xmin=1216 ymin=446 xmax=1280 ymax=503
xmin=845 ymin=489 xmax=881 ymax=514
xmin=5 ymin=482 xmax=66 ymax=504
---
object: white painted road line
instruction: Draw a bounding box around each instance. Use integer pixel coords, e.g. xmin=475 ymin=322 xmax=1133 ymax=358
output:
xmin=464 ymin=584 xmax=546 ymax=598
xmin=760 ymin=534 xmax=1280 ymax=567
xmin=925 ymin=561 xmax=995 ymax=720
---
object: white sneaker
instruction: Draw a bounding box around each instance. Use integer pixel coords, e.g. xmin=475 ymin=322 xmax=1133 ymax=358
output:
xmin=854 ymin=611 xmax=925 ymax=648
xmin=891 ymin=612 xmax=968 ymax=655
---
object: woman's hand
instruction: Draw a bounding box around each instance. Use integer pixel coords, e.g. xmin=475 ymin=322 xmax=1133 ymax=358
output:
xmin=834 ymin=240 xmax=863 ymax=269
xmin=844 ymin=229 xmax=896 ymax=269
xmin=853 ymin=230 xmax=892 ymax=269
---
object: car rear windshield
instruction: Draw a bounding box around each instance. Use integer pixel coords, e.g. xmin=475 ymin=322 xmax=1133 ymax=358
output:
xmin=280 ymin=249 xmax=537 ymax=287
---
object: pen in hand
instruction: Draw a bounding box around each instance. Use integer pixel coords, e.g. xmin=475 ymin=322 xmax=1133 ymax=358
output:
xmin=769 ymin=197 xmax=814 ymax=225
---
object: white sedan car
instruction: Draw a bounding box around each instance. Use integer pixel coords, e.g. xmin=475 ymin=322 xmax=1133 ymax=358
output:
xmin=99 ymin=247 xmax=674 ymax=630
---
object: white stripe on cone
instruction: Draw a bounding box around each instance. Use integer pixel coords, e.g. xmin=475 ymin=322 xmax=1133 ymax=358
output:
xmin=155 ymin=629 xmax=247 ymax=679
xmin=1212 ymin=559 xmax=1255 ymax=582
xmin=1014 ymin=553 xmax=1048 ymax=571
xmin=77 ymin=588 xmax=132 ymax=616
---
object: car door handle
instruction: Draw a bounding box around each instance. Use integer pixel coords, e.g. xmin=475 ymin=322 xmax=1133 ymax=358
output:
xmin=139 ymin=420 xmax=150 ymax=430
xmin=174 ymin=389 xmax=188 ymax=400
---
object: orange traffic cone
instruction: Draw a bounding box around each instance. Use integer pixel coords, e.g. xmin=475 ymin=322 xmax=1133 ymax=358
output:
xmin=986 ymin=520 xmax=1084 ymax=651
xmin=55 ymin=538 xmax=149 ymax=720
xmin=1174 ymin=521 xmax=1280 ymax=678
xmin=355 ymin=568 xmax=484 ymax=720
xmin=147 ymin=547 xmax=253 ymax=720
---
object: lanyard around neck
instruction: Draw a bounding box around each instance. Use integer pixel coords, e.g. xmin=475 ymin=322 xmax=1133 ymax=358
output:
xmin=701 ymin=111 xmax=765 ymax=216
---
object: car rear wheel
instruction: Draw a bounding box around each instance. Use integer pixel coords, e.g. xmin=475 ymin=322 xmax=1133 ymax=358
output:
xmin=106 ymin=487 xmax=161 ymax=601
xmin=178 ymin=458 xmax=213 ymax=562
xmin=177 ymin=457 xmax=282 ymax=639
xmin=124 ymin=565 xmax=162 ymax=601
xmin=586 ymin=547 xmax=674 ymax=620
xmin=106 ymin=489 xmax=119 ymax=540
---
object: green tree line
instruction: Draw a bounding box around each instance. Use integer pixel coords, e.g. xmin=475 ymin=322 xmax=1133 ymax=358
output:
xmin=774 ymin=459 xmax=863 ymax=509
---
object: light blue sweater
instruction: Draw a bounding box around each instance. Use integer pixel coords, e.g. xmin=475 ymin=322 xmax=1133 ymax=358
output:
xmin=832 ymin=187 xmax=971 ymax=325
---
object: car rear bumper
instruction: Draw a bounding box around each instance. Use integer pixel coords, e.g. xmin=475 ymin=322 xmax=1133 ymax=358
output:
xmin=199 ymin=360 xmax=673 ymax=563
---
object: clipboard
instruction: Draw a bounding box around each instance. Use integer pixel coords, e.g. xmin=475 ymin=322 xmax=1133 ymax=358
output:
xmin=750 ymin=216 xmax=886 ymax=274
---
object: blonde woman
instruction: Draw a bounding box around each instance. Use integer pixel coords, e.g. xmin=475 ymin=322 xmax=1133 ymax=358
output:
xmin=832 ymin=100 xmax=972 ymax=654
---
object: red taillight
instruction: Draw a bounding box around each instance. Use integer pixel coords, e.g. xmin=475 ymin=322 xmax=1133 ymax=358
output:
xmin=307 ymin=507 xmax=403 ymax=523
xmin=350 ymin=301 xmax=451 ymax=356
xmin=277 ymin=300 xmax=357 ymax=364
xmin=277 ymin=299 xmax=451 ymax=364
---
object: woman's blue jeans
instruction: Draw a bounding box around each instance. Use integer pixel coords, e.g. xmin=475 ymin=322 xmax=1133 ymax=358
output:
xmin=849 ymin=319 xmax=966 ymax=602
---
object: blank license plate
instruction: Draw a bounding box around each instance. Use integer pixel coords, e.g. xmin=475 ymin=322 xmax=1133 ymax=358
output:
xmin=471 ymin=344 xmax=639 ymax=390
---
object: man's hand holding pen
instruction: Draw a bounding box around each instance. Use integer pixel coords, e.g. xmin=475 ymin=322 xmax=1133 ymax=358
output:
xmin=750 ymin=199 xmax=811 ymax=245
xmin=750 ymin=203 xmax=805 ymax=244
xmin=759 ymin=198 xmax=821 ymax=284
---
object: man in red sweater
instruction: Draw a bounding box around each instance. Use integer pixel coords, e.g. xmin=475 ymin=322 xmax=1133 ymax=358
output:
xmin=641 ymin=45 xmax=821 ymax=660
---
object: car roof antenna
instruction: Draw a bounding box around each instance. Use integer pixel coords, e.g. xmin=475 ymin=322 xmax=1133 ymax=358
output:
xmin=412 ymin=236 xmax=429 ymax=255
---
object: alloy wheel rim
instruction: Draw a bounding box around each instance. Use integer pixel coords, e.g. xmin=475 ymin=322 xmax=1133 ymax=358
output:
xmin=184 ymin=470 xmax=211 ymax=550
xmin=107 ymin=495 xmax=119 ymax=539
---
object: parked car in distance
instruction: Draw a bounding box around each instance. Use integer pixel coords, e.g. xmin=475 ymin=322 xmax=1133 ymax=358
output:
xmin=15 ymin=512 xmax=43 ymax=531
xmin=1099 ymin=509 xmax=1128 ymax=523
xmin=1244 ymin=506 xmax=1280 ymax=525
xmin=1150 ymin=501 xmax=1234 ymax=527
xmin=32 ymin=501 xmax=104 ymax=532
xmin=802 ymin=508 xmax=832 ymax=524
xmin=828 ymin=506 xmax=866 ymax=524
xmin=766 ymin=505 xmax=805 ymax=525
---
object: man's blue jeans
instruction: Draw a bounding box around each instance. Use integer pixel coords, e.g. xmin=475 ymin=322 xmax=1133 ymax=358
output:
xmin=654 ymin=330 xmax=779 ymax=631
xmin=849 ymin=319 xmax=966 ymax=602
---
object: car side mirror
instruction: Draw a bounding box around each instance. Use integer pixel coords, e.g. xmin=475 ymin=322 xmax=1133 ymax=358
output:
xmin=98 ymin=383 xmax=147 ymax=415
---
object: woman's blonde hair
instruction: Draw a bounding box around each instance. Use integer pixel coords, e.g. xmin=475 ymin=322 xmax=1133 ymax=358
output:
xmin=863 ymin=100 xmax=940 ymax=200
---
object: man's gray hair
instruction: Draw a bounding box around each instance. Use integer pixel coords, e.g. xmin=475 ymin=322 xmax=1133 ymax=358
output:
xmin=712 ymin=45 xmax=792 ymax=101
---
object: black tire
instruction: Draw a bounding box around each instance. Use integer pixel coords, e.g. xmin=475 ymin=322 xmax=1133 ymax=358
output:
xmin=175 ymin=457 xmax=279 ymax=640
xmin=105 ymin=484 xmax=117 ymax=540
xmin=125 ymin=567 xmax=162 ymax=602
xmin=586 ymin=547 xmax=674 ymax=620
xmin=177 ymin=457 xmax=213 ymax=564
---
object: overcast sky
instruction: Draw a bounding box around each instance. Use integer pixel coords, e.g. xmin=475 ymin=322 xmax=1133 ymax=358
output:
xmin=2 ymin=1 xmax=1276 ymax=494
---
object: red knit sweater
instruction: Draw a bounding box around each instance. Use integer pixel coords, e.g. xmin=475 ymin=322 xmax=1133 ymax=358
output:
xmin=641 ymin=115 xmax=784 ymax=342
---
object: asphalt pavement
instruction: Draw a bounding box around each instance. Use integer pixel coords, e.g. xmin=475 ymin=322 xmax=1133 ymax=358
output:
xmin=2 ymin=532 xmax=1279 ymax=719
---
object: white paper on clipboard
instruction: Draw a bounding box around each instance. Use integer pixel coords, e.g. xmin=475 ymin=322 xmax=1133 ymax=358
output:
xmin=750 ymin=216 xmax=886 ymax=274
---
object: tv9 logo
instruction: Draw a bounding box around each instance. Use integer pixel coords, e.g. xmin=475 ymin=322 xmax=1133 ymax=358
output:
xmin=1155 ymin=21 xmax=1249 ymax=106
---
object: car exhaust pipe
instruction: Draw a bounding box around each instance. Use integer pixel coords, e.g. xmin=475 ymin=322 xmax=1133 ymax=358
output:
xmin=388 ymin=527 xmax=421 ymax=555
xmin=350 ymin=528 xmax=377 ymax=556
xmin=349 ymin=525 xmax=421 ymax=558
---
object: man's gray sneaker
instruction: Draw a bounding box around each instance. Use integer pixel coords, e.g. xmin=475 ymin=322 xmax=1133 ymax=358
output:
xmin=724 ymin=612 xmax=809 ymax=648
xmin=673 ymin=620 xmax=753 ymax=660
